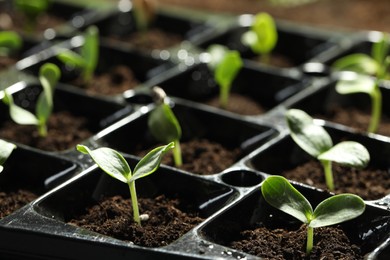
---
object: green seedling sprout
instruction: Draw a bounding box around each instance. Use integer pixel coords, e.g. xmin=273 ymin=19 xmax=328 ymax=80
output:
xmin=286 ymin=109 xmax=370 ymax=191
xmin=0 ymin=31 xmax=22 ymax=57
xmin=0 ymin=139 xmax=16 ymax=173
xmin=207 ymin=44 xmax=243 ymax=109
xmin=148 ymin=86 xmax=182 ymax=167
xmin=2 ymin=63 xmax=60 ymax=137
xmin=57 ymin=26 xmax=99 ymax=83
xmin=261 ymin=175 xmax=365 ymax=255
xmin=13 ymin=0 xmax=50 ymax=31
xmin=241 ymin=12 xmax=278 ymax=63
xmin=332 ymin=33 xmax=389 ymax=133
xmin=77 ymin=142 xmax=174 ymax=225
xmin=132 ymin=0 xmax=157 ymax=32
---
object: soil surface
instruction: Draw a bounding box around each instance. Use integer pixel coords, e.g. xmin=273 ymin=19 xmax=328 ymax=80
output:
xmin=0 ymin=56 xmax=17 ymax=71
xmin=316 ymin=106 xmax=390 ymax=137
xmin=0 ymin=190 xmax=37 ymax=219
xmin=229 ymin=224 xmax=362 ymax=259
xmin=206 ymin=93 xmax=266 ymax=115
xmin=70 ymin=65 xmax=140 ymax=95
xmin=135 ymin=138 xmax=241 ymax=175
xmin=0 ymin=111 xmax=93 ymax=151
xmin=68 ymin=194 xmax=203 ymax=247
xmin=0 ymin=12 xmax=65 ymax=33
xmin=282 ymin=160 xmax=390 ymax=200
xmin=158 ymin=0 xmax=390 ymax=32
xmin=110 ymin=27 xmax=183 ymax=51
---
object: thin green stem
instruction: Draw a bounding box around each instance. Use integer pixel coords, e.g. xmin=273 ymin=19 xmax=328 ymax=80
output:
xmin=173 ymin=139 xmax=182 ymax=167
xmin=129 ymin=181 xmax=141 ymax=225
xmin=320 ymin=160 xmax=334 ymax=191
xmin=368 ymin=82 xmax=382 ymax=133
xmin=38 ymin=123 xmax=47 ymax=137
xmin=261 ymin=53 xmax=270 ymax=64
xmin=306 ymin=226 xmax=314 ymax=255
xmin=219 ymin=83 xmax=230 ymax=109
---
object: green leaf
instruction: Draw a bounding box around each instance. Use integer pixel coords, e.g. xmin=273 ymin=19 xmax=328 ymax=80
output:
xmin=336 ymin=74 xmax=376 ymax=95
xmin=261 ymin=176 xmax=313 ymax=224
xmin=286 ymin=109 xmax=333 ymax=158
xmin=81 ymin=26 xmax=99 ymax=79
xmin=148 ymin=103 xmax=181 ymax=144
xmin=14 ymin=0 xmax=50 ymax=17
xmin=310 ymin=194 xmax=365 ymax=228
xmin=3 ymin=91 xmax=39 ymax=125
xmin=332 ymin=53 xmax=378 ymax=75
xmin=130 ymin=142 xmax=174 ymax=183
xmin=57 ymin=50 xmax=87 ymax=69
xmin=0 ymin=139 xmax=16 ymax=173
xmin=318 ymin=141 xmax=370 ymax=168
xmin=0 ymin=31 xmax=23 ymax=56
xmin=36 ymin=63 xmax=60 ymax=124
xmin=207 ymin=44 xmax=229 ymax=70
xmin=77 ymin=145 xmax=130 ymax=183
xmin=249 ymin=12 xmax=278 ymax=55
xmin=214 ymin=50 xmax=243 ymax=89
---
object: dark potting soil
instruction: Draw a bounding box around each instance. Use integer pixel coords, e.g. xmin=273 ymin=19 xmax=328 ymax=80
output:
xmin=135 ymin=138 xmax=241 ymax=175
xmin=68 ymin=194 xmax=204 ymax=247
xmin=0 ymin=56 xmax=17 ymax=71
xmin=110 ymin=28 xmax=183 ymax=51
xmin=0 ymin=111 xmax=93 ymax=151
xmin=70 ymin=65 xmax=140 ymax=95
xmin=251 ymin=53 xmax=295 ymax=68
xmin=229 ymin=224 xmax=362 ymax=260
xmin=0 ymin=190 xmax=37 ymax=219
xmin=282 ymin=160 xmax=390 ymax=200
xmin=0 ymin=12 xmax=65 ymax=33
xmin=316 ymin=106 xmax=390 ymax=137
xmin=205 ymin=93 xmax=266 ymax=115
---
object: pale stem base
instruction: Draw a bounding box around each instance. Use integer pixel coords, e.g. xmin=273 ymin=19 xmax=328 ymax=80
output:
xmin=129 ymin=181 xmax=141 ymax=225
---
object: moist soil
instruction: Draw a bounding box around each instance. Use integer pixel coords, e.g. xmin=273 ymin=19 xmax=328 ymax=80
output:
xmin=251 ymin=53 xmax=295 ymax=68
xmin=110 ymin=27 xmax=183 ymax=51
xmin=282 ymin=160 xmax=390 ymax=200
xmin=0 ymin=12 xmax=65 ymax=33
xmin=158 ymin=0 xmax=390 ymax=32
xmin=135 ymin=138 xmax=241 ymax=175
xmin=70 ymin=65 xmax=140 ymax=95
xmin=68 ymin=194 xmax=204 ymax=247
xmin=229 ymin=224 xmax=362 ymax=260
xmin=316 ymin=106 xmax=390 ymax=137
xmin=0 ymin=56 xmax=18 ymax=71
xmin=0 ymin=190 xmax=37 ymax=219
xmin=205 ymin=93 xmax=266 ymax=115
xmin=0 ymin=111 xmax=93 ymax=151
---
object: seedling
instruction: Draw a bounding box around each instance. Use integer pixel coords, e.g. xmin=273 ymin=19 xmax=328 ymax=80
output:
xmin=0 ymin=139 xmax=16 ymax=173
xmin=241 ymin=12 xmax=278 ymax=63
xmin=2 ymin=63 xmax=60 ymax=137
xmin=148 ymin=87 xmax=182 ymax=167
xmin=207 ymin=44 xmax=243 ymax=108
xmin=57 ymin=26 xmax=99 ymax=83
xmin=285 ymin=109 xmax=370 ymax=191
xmin=13 ymin=0 xmax=50 ymax=31
xmin=261 ymin=175 xmax=365 ymax=255
xmin=0 ymin=31 xmax=22 ymax=57
xmin=332 ymin=33 xmax=389 ymax=133
xmin=77 ymin=142 xmax=174 ymax=225
xmin=132 ymin=0 xmax=157 ymax=32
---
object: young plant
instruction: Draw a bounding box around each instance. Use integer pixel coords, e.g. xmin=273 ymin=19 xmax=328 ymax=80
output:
xmin=0 ymin=139 xmax=16 ymax=173
xmin=132 ymin=0 xmax=157 ymax=32
xmin=207 ymin=44 xmax=243 ymax=109
xmin=57 ymin=26 xmax=99 ymax=83
xmin=2 ymin=62 xmax=60 ymax=137
xmin=241 ymin=12 xmax=278 ymax=63
xmin=285 ymin=109 xmax=370 ymax=191
xmin=0 ymin=31 xmax=22 ymax=57
xmin=148 ymin=86 xmax=182 ymax=167
xmin=332 ymin=33 xmax=389 ymax=133
xmin=261 ymin=175 xmax=365 ymax=255
xmin=13 ymin=0 xmax=50 ymax=31
xmin=77 ymin=142 xmax=174 ymax=225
